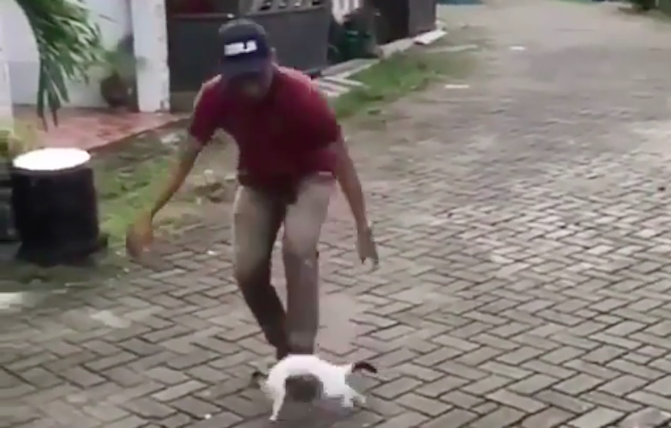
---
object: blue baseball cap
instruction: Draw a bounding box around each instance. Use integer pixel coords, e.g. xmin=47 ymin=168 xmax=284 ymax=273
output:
xmin=218 ymin=19 xmax=272 ymax=79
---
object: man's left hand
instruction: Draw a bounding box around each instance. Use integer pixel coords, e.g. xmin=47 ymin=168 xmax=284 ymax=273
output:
xmin=357 ymin=224 xmax=379 ymax=269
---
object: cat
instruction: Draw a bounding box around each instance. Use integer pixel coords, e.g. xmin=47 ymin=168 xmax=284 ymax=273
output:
xmin=251 ymin=354 xmax=377 ymax=422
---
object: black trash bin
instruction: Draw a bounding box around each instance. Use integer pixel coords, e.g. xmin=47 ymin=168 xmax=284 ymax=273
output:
xmin=0 ymin=162 xmax=17 ymax=243
xmin=371 ymin=0 xmax=437 ymax=43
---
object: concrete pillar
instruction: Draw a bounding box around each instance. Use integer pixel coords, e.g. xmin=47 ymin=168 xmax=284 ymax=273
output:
xmin=129 ymin=0 xmax=170 ymax=112
xmin=0 ymin=9 xmax=14 ymax=131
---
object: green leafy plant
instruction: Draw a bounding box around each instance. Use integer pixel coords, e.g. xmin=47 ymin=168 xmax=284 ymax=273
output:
xmin=101 ymin=46 xmax=138 ymax=81
xmin=97 ymin=35 xmax=144 ymax=109
xmin=0 ymin=121 xmax=41 ymax=161
xmin=99 ymin=35 xmax=142 ymax=81
xmin=0 ymin=130 xmax=10 ymax=160
xmin=15 ymin=0 xmax=104 ymax=126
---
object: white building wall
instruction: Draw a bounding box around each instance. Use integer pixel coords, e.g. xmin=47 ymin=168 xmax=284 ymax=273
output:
xmin=0 ymin=0 xmax=169 ymax=111
xmin=130 ymin=0 xmax=170 ymax=112
xmin=0 ymin=0 xmax=136 ymax=109
xmin=0 ymin=8 xmax=13 ymax=129
xmin=332 ymin=0 xmax=362 ymax=22
xmin=0 ymin=0 xmax=360 ymax=112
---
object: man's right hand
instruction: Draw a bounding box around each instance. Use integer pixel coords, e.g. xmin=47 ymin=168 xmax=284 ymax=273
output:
xmin=124 ymin=136 xmax=201 ymax=260
xmin=126 ymin=213 xmax=154 ymax=259
xmin=357 ymin=223 xmax=379 ymax=270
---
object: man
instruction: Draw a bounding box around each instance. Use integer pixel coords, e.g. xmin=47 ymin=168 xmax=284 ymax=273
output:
xmin=126 ymin=19 xmax=378 ymax=364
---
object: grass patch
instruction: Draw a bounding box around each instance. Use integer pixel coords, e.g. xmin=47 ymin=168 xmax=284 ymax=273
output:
xmin=333 ymin=48 xmax=472 ymax=119
xmin=617 ymin=4 xmax=671 ymax=23
xmin=96 ymin=154 xmax=173 ymax=247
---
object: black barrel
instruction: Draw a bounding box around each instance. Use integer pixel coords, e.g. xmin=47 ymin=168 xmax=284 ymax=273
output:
xmin=10 ymin=148 xmax=106 ymax=266
xmin=0 ymin=162 xmax=17 ymax=242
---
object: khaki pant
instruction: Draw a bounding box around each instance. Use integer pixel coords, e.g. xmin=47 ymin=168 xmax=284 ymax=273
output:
xmin=232 ymin=173 xmax=335 ymax=357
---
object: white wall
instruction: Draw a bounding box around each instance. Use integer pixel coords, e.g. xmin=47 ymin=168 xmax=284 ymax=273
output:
xmin=1 ymin=0 xmax=131 ymax=108
xmin=332 ymin=0 xmax=362 ymax=22
xmin=0 ymin=8 xmax=13 ymax=128
xmin=130 ymin=0 xmax=170 ymax=112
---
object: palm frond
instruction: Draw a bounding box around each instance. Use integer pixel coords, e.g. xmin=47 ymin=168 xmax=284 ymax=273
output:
xmin=14 ymin=0 xmax=104 ymax=127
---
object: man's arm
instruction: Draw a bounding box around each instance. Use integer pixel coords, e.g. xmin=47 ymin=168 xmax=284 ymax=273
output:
xmin=300 ymin=84 xmax=371 ymax=230
xmin=148 ymin=140 xmax=201 ymax=218
xmin=147 ymin=79 xmax=219 ymax=219
xmin=330 ymin=138 xmax=370 ymax=231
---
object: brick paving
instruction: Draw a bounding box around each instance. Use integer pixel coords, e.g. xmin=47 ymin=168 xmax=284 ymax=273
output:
xmin=5 ymin=1 xmax=671 ymax=427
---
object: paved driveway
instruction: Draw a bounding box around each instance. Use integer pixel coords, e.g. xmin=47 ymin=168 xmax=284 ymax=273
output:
xmin=4 ymin=1 xmax=671 ymax=427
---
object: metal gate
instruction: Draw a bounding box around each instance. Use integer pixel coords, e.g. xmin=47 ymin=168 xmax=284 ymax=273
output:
xmin=244 ymin=0 xmax=331 ymax=75
xmin=168 ymin=0 xmax=332 ymax=93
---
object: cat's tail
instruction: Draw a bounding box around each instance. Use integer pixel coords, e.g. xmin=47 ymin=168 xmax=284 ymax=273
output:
xmin=345 ymin=361 xmax=378 ymax=375
xmin=250 ymin=370 xmax=267 ymax=387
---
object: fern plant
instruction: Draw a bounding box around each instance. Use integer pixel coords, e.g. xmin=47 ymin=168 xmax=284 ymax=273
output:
xmin=14 ymin=0 xmax=104 ymax=126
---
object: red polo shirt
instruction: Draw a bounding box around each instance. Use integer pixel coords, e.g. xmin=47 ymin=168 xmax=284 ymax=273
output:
xmin=189 ymin=67 xmax=341 ymax=183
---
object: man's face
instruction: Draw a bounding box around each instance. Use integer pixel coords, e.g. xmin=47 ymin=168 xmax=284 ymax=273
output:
xmin=225 ymin=61 xmax=274 ymax=101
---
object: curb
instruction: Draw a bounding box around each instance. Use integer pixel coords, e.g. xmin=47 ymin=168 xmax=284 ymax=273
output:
xmin=314 ymin=27 xmax=447 ymax=99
